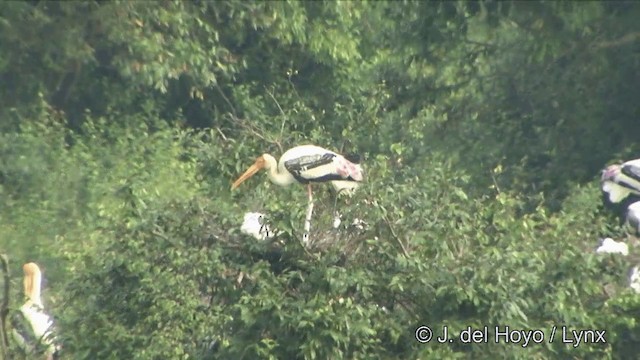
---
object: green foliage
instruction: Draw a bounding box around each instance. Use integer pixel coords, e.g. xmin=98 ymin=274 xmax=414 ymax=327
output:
xmin=1 ymin=1 xmax=639 ymax=359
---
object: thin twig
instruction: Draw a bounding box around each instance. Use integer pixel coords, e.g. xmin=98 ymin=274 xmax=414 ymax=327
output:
xmin=381 ymin=213 xmax=410 ymax=258
xmin=152 ymin=225 xmax=176 ymax=246
xmin=286 ymin=66 xmax=302 ymax=100
xmin=491 ymin=173 xmax=501 ymax=195
xmin=215 ymin=127 xmax=229 ymax=141
xmin=593 ymin=32 xmax=640 ymax=50
xmin=265 ymin=88 xmax=287 ymax=144
xmin=229 ymin=114 xmax=283 ymax=153
xmin=0 ymin=254 xmax=10 ymax=360
xmin=214 ymin=83 xmax=237 ymax=117
xmin=463 ymin=38 xmax=499 ymax=49
xmin=229 ymin=114 xmax=268 ymax=141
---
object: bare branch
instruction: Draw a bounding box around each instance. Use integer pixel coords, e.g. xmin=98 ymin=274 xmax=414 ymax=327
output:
xmin=593 ymin=32 xmax=640 ymax=50
xmin=463 ymin=38 xmax=499 ymax=49
xmin=215 ymin=127 xmax=230 ymax=142
xmin=265 ymin=88 xmax=287 ymax=149
xmin=381 ymin=212 xmax=410 ymax=258
xmin=214 ymin=83 xmax=237 ymax=118
xmin=491 ymin=171 xmax=501 ymax=195
xmin=0 ymin=254 xmax=10 ymax=360
xmin=229 ymin=114 xmax=269 ymax=142
xmin=228 ymin=113 xmax=284 ymax=154
xmin=286 ymin=67 xmax=302 ymax=100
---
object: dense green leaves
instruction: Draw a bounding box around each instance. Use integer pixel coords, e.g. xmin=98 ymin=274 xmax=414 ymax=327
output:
xmin=1 ymin=1 xmax=639 ymax=359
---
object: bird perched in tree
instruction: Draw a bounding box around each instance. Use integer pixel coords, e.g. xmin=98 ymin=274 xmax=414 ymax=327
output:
xmin=11 ymin=262 xmax=60 ymax=360
xmin=240 ymin=212 xmax=275 ymax=241
xmin=231 ymin=145 xmax=363 ymax=193
xmin=629 ymin=265 xmax=640 ymax=293
xmin=623 ymin=202 xmax=640 ymax=236
xmin=601 ymin=159 xmax=640 ymax=236
xmin=601 ymin=159 xmax=640 ymax=203
xmin=595 ymin=237 xmax=629 ymax=256
xmin=231 ymin=145 xmax=364 ymax=243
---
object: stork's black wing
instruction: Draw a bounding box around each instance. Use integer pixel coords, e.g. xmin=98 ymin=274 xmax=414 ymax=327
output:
xmin=622 ymin=163 xmax=640 ymax=183
xmin=284 ymin=153 xmax=336 ymax=181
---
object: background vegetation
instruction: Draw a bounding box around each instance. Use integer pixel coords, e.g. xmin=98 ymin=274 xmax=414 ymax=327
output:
xmin=1 ymin=1 xmax=639 ymax=359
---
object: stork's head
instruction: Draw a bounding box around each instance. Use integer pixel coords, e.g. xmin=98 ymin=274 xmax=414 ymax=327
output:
xmin=601 ymin=164 xmax=621 ymax=182
xmin=231 ymin=155 xmax=268 ymax=190
xmin=23 ymin=262 xmax=42 ymax=303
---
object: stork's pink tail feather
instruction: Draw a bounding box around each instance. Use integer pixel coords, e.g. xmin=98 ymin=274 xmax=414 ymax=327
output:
xmin=337 ymin=158 xmax=363 ymax=181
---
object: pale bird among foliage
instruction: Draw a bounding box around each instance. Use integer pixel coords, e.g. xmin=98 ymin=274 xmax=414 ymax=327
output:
xmin=601 ymin=159 xmax=640 ymax=203
xmin=629 ymin=266 xmax=640 ymax=293
xmin=596 ymin=237 xmax=629 ymax=256
xmin=241 ymin=212 xmax=274 ymax=241
xmin=12 ymin=262 xmax=61 ymax=360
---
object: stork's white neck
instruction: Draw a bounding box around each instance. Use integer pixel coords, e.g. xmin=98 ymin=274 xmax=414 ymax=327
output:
xmin=262 ymin=154 xmax=295 ymax=187
xmin=25 ymin=269 xmax=43 ymax=307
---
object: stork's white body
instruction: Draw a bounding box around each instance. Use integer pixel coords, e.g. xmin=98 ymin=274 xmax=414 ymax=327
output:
xmin=623 ymin=159 xmax=640 ymax=171
xmin=625 ymin=201 xmax=640 ymax=234
xmin=13 ymin=263 xmax=59 ymax=360
xmin=19 ymin=302 xmax=56 ymax=349
xmin=629 ymin=266 xmax=640 ymax=293
xmin=269 ymin=145 xmax=363 ymax=186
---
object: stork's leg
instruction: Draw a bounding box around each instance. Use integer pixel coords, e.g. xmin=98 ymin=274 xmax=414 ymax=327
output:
xmin=303 ymin=184 xmax=314 ymax=244
xmin=303 ymin=200 xmax=314 ymax=244
xmin=332 ymin=191 xmax=341 ymax=229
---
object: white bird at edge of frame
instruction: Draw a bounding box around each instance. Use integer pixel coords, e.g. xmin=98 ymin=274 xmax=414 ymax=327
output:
xmin=12 ymin=262 xmax=61 ymax=360
xmin=629 ymin=266 xmax=640 ymax=293
xmin=231 ymin=145 xmax=364 ymax=244
xmin=601 ymin=159 xmax=640 ymax=237
xmin=601 ymin=158 xmax=640 ymax=204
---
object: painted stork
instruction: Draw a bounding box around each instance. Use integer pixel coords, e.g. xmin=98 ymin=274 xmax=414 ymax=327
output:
xmin=601 ymin=159 xmax=640 ymax=203
xmin=601 ymin=160 xmax=640 ymax=236
xmin=241 ymin=212 xmax=275 ymax=241
xmin=231 ymin=145 xmax=364 ymax=243
xmin=595 ymin=237 xmax=629 ymax=256
xmin=629 ymin=265 xmax=640 ymax=293
xmin=12 ymin=262 xmax=60 ymax=360
xmin=622 ymin=201 xmax=640 ymax=236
